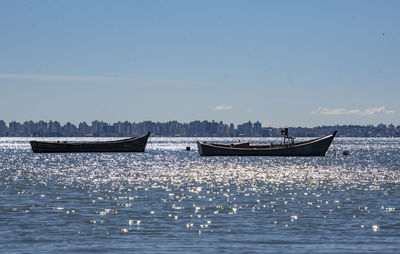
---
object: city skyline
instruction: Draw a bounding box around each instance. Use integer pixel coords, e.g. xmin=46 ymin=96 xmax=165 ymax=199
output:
xmin=1 ymin=1 xmax=399 ymax=126
xmin=1 ymin=119 xmax=399 ymax=137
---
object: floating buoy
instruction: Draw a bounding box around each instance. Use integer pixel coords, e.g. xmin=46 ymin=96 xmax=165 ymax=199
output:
xmin=186 ymin=146 xmax=191 ymax=151
xmin=343 ymin=150 xmax=350 ymax=156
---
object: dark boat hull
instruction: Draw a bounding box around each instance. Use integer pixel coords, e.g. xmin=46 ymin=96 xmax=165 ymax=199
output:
xmin=197 ymin=131 xmax=337 ymax=156
xmin=30 ymin=132 xmax=150 ymax=153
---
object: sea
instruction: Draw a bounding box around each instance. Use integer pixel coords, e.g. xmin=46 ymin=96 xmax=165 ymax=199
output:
xmin=1 ymin=137 xmax=399 ymax=253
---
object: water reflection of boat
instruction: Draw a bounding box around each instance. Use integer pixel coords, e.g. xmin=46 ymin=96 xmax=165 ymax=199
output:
xmin=197 ymin=129 xmax=337 ymax=156
xmin=30 ymin=132 xmax=150 ymax=153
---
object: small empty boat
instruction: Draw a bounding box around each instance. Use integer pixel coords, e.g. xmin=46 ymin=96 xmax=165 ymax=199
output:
xmin=30 ymin=132 xmax=150 ymax=153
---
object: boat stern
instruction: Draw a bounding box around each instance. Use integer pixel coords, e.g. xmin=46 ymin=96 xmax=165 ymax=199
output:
xmin=197 ymin=141 xmax=204 ymax=156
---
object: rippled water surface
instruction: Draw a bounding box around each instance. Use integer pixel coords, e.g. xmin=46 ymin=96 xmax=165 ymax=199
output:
xmin=1 ymin=137 xmax=400 ymax=253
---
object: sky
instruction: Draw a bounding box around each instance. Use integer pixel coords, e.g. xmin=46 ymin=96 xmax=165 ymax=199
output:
xmin=0 ymin=0 xmax=399 ymax=127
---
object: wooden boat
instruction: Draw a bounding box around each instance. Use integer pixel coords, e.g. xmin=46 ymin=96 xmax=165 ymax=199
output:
xmin=197 ymin=130 xmax=337 ymax=156
xmin=30 ymin=132 xmax=150 ymax=153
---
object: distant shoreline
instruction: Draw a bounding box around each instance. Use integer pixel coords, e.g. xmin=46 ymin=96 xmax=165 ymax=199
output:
xmin=1 ymin=120 xmax=399 ymax=137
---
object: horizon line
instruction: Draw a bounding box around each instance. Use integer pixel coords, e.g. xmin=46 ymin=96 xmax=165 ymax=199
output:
xmin=1 ymin=119 xmax=398 ymax=128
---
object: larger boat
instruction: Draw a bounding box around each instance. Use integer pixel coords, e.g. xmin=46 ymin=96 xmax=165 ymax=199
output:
xmin=30 ymin=132 xmax=150 ymax=153
xmin=197 ymin=129 xmax=337 ymax=156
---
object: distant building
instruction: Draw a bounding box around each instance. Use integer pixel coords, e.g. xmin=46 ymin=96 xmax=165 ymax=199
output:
xmin=0 ymin=120 xmax=8 ymax=136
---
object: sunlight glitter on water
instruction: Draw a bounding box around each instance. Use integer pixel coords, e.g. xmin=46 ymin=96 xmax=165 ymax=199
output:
xmin=1 ymin=137 xmax=400 ymax=253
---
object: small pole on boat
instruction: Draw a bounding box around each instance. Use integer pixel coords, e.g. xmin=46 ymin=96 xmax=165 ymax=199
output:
xmin=281 ymin=127 xmax=289 ymax=145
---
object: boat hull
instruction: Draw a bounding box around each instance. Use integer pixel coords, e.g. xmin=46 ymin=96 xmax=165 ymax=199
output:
xmin=30 ymin=132 xmax=150 ymax=153
xmin=197 ymin=131 xmax=336 ymax=156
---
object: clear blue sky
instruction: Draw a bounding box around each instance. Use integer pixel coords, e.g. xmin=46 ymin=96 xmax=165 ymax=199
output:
xmin=1 ymin=0 xmax=399 ymax=127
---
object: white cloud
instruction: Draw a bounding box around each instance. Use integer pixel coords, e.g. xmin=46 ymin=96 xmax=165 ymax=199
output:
xmin=362 ymin=106 xmax=388 ymax=116
xmin=311 ymin=108 xmax=360 ymax=115
xmin=0 ymin=73 xmax=123 ymax=82
xmin=384 ymin=110 xmax=395 ymax=115
xmin=312 ymin=106 xmax=395 ymax=116
xmin=215 ymin=105 xmax=232 ymax=111
xmin=0 ymin=73 xmax=215 ymax=87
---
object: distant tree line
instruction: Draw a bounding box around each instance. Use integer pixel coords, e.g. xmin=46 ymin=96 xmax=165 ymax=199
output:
xmin=0 ymin=120 xmax=399 ymax=137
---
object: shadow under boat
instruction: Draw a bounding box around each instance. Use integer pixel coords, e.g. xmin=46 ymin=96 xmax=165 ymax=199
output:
xmin=30 ymin=132 xmax=150 ymax=153
xmin=197 ymin=129 xmax=337 ymax=156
